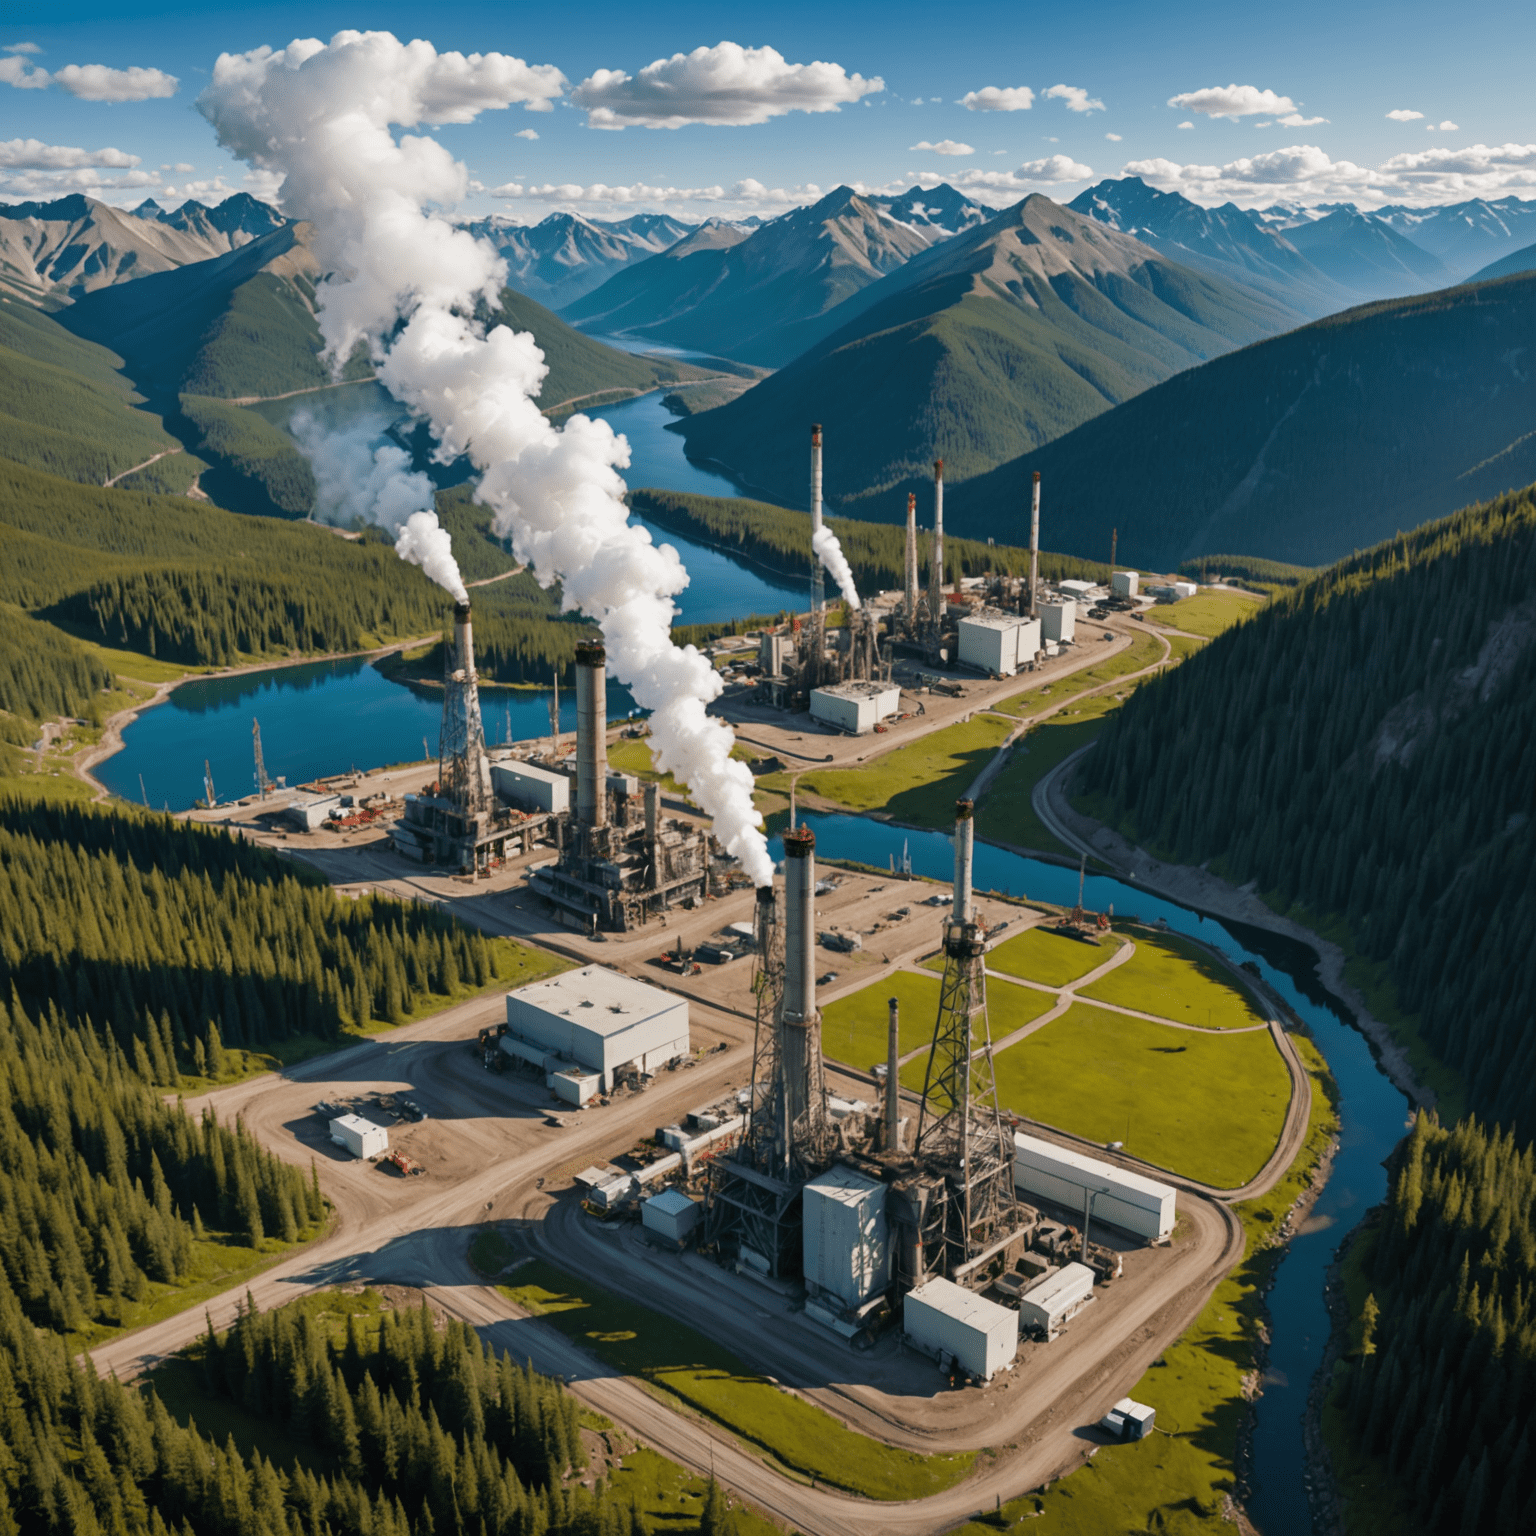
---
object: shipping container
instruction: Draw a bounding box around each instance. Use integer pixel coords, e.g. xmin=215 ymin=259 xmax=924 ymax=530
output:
xmin=1014 ymin=1132 xmax=1176 ymax=1242
xmin=1016 ymin=1261 xmax=1095 ymax=1340
xmin=329 ymin=1113 xmax=388 ymax=1159
xmin=904 ymin=1276 xmax=1018 ymax=1381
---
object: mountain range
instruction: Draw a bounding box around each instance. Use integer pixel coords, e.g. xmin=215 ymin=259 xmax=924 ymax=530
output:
xmin=674 ymin=193 xmax=1296 ymax=510
xmin=945 ymin=271 xmax=1536 ymax=568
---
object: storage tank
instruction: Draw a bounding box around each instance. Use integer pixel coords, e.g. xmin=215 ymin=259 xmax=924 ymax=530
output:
xmin=903 ymin=1276 xmax=1018 ymax=1381
xmin=803 ymin=1165 xmax=891 ymax=1310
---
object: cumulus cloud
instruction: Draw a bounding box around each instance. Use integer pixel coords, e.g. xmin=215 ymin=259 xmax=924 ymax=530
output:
xmin=4 ymin=43 xmax=41 ymax=55
xmin=514 ymin=128 xmax=539 ymax=140
xmin=1105 ymin=132 xmax=1122 ymax=142
xmin=910 ymin=138 xmax=974 ymax=156
xmin=959 ymin=85 xmax=1034 ymax=112
xmin=1435 ymin=120 xmax=1459 ymax=131
xmin=1168 ymin=84 xmax=1297 ymax=119
xmin=0 ymin=54 xmax=48 ymax=89
xmin=1177 ymin=121 xmax=1194 ymax=130
xmin=572 ymin=41 xmax=880 ymax=129
xmin=491 ymin=176 xmax=822 ymax=209
xmin=1278 ymin=113 xmax=1328 ymax=127
xmin=0 ymin=166 xmax=161 ymax=198
xmin=1387 ymin=109 xmax=1424 ymax=121
xmin=1124 ymin=139 xmax=1536 ymax=206
xmin=54 ymin=64 xmax=179 ymax=101
xmin=1044 ymin=83 xmax=1104 ymax=114
xmin=0 ymin=138 xmax=140 ymax=169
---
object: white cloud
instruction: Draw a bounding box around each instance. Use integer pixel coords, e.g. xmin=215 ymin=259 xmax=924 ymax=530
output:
xmin=0 ymin=138 xmax=140 ymax=169
xmin=1123 ymin=139 xmax=1536 ymax=207
xmin=161 ymin=161 xmax=195 ymax=173
xmin=1435 ymin=120 xmax=1459 ymax=131
xmin=1278 ymin=113 xmax=1328 ymax=127
xmin=0 ymin=54 xmax=48 ymax=89
xmin=4 ymin=43 xmax=42 ymax=55
xmin=959 ymin=85 xmax=1034 ymax=112
xmin=910 ymin=139 xmax=974 ymax=157
xmin=514 ymin=128 xmax=539 ymax=140
xmin=0 ymin=166 xmax=162 ymax=198
xmin=491 ymin=176 xmax=823 ymax=208
xmin=1387 ymin=108 xmax=1424 ymax=121
xmin=1105 ymin=132 xmax=1122 ymax=142
xmin=1044 ymin=83 xmax=1104 ymax=114
xmin=1177 ymin=121 xmax=1194 ymax=130
xmin=1013 ymin=154 xmax=1093 ymax=182
xmin=1168 ymin=84 xmax=1297 ymax=120
xmin=572 ymin=42 xmax=880 ymax=129
xmin=53 ymin=63 xmax=179 ymax=101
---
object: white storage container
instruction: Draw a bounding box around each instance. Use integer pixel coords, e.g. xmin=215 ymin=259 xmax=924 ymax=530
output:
xmin=903 ymin=1276 xmax=1018 ymax=1381
xmin=803 ymin=1166 xmax=891 ymax=1310
xmin=1014 ymin=1132 xmax=1177 ymax=1241
xmin=491 ymin=761 xmax=570 ymax=814
xmin=1017 ymin=1261 xmax=1096 ymax=1339
xmin=329 ymin=1114 xmax=388 ymax=1159
xmin=642 ymin=1188 xmax=702 ymax=1245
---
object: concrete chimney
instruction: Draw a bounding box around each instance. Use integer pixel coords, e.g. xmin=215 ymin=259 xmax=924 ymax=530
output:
xmin=574 ymin=639 xmax=608 ymax=828
xmin=1028 ymin=472 xmax=1041 ymax=620
xmin=781 ymin=828 xmax=819 ymax=1131
xmin=810 ymin=424 xmax=825 ymax=618
xmin=886 ymin=997 xmax=901 ymax=1151
xmin=644 ymin=780 xmax=660 ymax=886
xmin=454 ymin=600 xmax=475 ymax=676
xmin=952 ymin=798 xmax=974 ymax=924
xmin=904 ymin=492 xmax=919 ymax=624
xmin=929 ymin=459 xmax=945 ymax=626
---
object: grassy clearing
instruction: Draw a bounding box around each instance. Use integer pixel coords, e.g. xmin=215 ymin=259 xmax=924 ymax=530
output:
xmin=952 ymin=1032 xmax=1337 ymax=1536
xmin=977 ymin=714 xmax=1108 ymax=857
xmin=610 ymin=1447 xmax=782 ymax=1536
xmin=987 ymin=925 xmax=1123 ymax=987
xmin=502 ymin=1259 xmax=974 ymax=1501
xmin=996 ymin=631 xmax=1165 ymax=719
xmin=993 ymin=1002 xmax=1291 ymax=1187
xmin=69 ymin=1227 xmax=321 ymax=1352
xmin=1080 ymin=930 xmax=1266 ymax=1031
xmin=821 ymin=969 xmax=945 ymax=1073
xmin=1144 ymin=588 xmax=1263 ymax=639
xmin=791 ymin=713 xmax=1014 ymax=827
xmin=1163 ymin=631 xmax=1206 ymax=661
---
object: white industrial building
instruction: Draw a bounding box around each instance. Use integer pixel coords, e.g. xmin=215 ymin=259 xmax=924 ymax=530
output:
xmin=329 ymin=1114 xmax=388 ymax=1159
xmin=904 ymin=1276 xmax=1018 ymax=1381
xmin=1059 ymin=579 xmax=1099 ymax=600
xmin=1013 ymin=1132 xmax=1177 ymax=1242
xmin=1016 ymin=1261 xmax=1096 ymax=1340
xmin=642 ymin=1188 xmax=702 ymax=1247
xmin=809 ymin=681 xmax=901 ymax=735
xmin=501 ymin=966 xmax=689 ymax=1094
xmin=490 ymin=760 xmax=570 ymax=815
xmin=1040 ymin=600 xmax=1075 ymax=645
xmin=284 ymin=793 xmax=343 ymax=832
xmin=957 ymin=613 xmax=1041 ymax=678
xmin=1111 ymin=570 xmax=1140 ymax=598
xmin=803 ymin=1165 xmax=891 ymax=1312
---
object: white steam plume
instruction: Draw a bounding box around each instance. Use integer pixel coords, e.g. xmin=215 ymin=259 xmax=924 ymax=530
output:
xmin=294 ymin=412 xmax=468 ymax=602
xmin=200 ymin=32 xmax=773 ymax=884
xmin=811 ymin=526 xmax=861 ymax=610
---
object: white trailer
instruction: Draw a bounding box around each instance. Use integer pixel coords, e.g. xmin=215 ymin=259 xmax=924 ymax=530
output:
xmin=803 ymin=1165 xmax=891 ymax=1310
xmin=904 ymin=1276 xmax=1018 ymax=1381
xmin=1013 ymin=1131 xmax=1177 ymax=1242
xmin=1017 ymin=1261 xmax=1096 ymax=1340
xmin=329 ymin=1114 xmax=388 ymax=1159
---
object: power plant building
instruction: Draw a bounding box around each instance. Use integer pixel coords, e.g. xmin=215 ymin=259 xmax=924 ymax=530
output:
xmin=957 ymin=613 xmax=1042 ymax=678
xmin=490 ymin=761 xmax=570 ymax=815
xmin=809 ymin=681 xmax=901 ymax=735
xmin=1111 ymin=570 xmax=1140 ymax=598
xmin=803 ymin=1165 xmax=891 ymax=1312
xmin=502 ymin=965 xmax=689 ymax=1092
xmin=1039 ymin=600 xmax=1076 ymax=645
xmin=1013 ymin=1132 xmax=1177 ymax=1242
xmin=903 ymin=1277 xmax=1019 ymax=1381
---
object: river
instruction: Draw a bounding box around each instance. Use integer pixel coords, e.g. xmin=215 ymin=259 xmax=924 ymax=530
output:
xmin=773 ymin=812 xmax=1410 ymax=1536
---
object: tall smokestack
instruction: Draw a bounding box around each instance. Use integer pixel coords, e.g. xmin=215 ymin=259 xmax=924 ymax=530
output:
xmin=904 ymin=492 xmax=918 ymax=624
xmin=886 ymin=997 xmax=901 ymax=1151
xmin=953 ymin=798 xmax=974 ymax=925
xmin=781 ymin=827 xmax=818 ymax=1128
xmin=1111 ymin=527 xmax=1118 ymax=575
xmin=575 ymin=639 xmax=608 ymax=828
xmin=810 ymin=425 xmax=825 ymax=619
xmin=644 ymin=780 xmax=660 ymax=886
xmin=1028 ymin=473 xmax=1041 ymax=620
xmin=454 ymin=600 xmax=475 ymax=676
xmin=929 ymin=459 xmax=945 ymax=629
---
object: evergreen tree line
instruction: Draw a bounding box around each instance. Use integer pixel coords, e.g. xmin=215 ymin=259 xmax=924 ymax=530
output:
xmin=0 ymin=994 xmax=324 ymax=1335
xmin=0 ymin=802 xmax=502 ymax=1063
xmin=1341 ymin=1114 xmax=1536 ymax=1533
xmin=1079 ymin=484 xmax=1536 ymax=1130
xmin=0 ymin=604 xmax=113 ymax=725
xmin=0 ymin=1268 xmax=668 ymax=1536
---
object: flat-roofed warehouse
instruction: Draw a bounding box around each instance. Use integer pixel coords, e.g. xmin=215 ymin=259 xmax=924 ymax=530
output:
xmin=502 ymin=965 xmax=689 ymax=1092
xmin=1013 ymin=1131 xmax=1176 ymax=1242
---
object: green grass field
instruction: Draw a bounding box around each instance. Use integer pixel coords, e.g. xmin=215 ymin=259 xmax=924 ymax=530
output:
xmin=821 ymin=969 xmax=946 ymax=1073
xmin=953 ymin=1032 xmax=1336 ymax=1536
xmin=791 ymin=713 xmax=1014 ymax=827
xmin=976 ymin=713 xmax=1110 ymax=856
xmin=987 ymin=926 xmax=1123 ymax=987
xmin=996 ymin=631 xmax=1165 ymax=719
xmin=1080 ymin=931 xmax=1266 ymax=1031
xmin=993 ymin=1002 xmax=1291 ymax=1187
xmin=503 ymin=1259 xmax=975 ymax=1500
xmin=1144 ymin=589 xmax=1263 ymax=639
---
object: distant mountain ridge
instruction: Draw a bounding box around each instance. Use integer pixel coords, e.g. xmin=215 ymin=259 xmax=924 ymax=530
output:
xmin=676 ymin=193 xmax=1295 ymax=511
xmin=1280 ymin=207 xmax=1456 ymax=299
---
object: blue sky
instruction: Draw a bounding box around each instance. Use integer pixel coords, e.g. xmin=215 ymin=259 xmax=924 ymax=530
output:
xmin=4 ymin=0 xmax=1533 ymax=217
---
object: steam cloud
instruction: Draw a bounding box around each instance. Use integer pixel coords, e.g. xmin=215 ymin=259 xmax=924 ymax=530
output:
xmin=200 ymin=31 xmax=773 ymax=885
xmin=811 ymin=526 xmax=861 ymax=610
xmin=294 ymin=413 xmax=469 ymax=602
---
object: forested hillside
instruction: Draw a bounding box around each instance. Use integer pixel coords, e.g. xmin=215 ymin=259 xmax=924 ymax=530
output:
xmin=1077 ymin=483 xmax=1536 ymax=1129
xmin=948 ymin=271 xmax=1536 ymax=568
xmin=1337 ymin=1115 xmax=1536 ymax=1531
